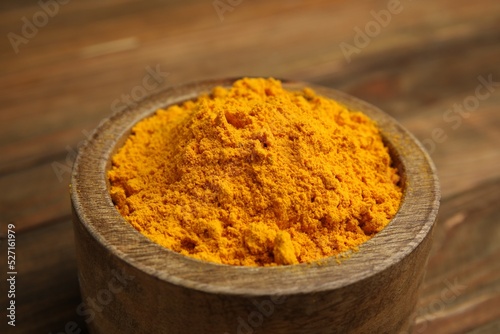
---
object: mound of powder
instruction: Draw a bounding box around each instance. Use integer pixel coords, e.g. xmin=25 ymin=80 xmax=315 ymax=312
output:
xmin=108 ymin=77 xmax=402 ymax=266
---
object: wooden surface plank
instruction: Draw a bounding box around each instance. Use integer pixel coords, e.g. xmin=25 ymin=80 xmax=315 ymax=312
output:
xmin=1 ymin=178 xmax=498 ymax=334
xmin=1 ymin=0 xmax=500 ymax=174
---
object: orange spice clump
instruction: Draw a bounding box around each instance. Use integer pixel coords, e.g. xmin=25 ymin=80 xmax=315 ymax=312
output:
xmin=108 ymin=78 xmax=402 ymax=266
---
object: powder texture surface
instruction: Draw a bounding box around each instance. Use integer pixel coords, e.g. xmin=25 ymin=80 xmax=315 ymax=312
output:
xmin=108 ymin=78 xmax=402 ymax=266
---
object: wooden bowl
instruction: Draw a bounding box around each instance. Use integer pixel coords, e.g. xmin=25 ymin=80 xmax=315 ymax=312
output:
xmin=71 ymin=78 xmax=440 ymax=334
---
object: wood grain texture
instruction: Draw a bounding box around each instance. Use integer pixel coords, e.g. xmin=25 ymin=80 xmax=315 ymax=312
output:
xmin=2 ymin=179 xmax=497 ymax=334
xmin=0 ymin=219 xmax=86 ymax=334
xmin=413 ymin=179 xmax=500 ymax=334
xmin=0 ymin=0 xmax=499 ymax=332
xmin=70 ymin=79 xmax=439 ymax=333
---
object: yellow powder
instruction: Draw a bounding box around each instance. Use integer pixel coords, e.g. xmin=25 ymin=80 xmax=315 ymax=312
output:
xmin=108 ymin=77 xmax=402 ymax=266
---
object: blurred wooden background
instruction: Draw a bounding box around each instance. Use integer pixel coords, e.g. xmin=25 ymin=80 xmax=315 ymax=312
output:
xmin=0 ymin=0 xmax=499 ymax=333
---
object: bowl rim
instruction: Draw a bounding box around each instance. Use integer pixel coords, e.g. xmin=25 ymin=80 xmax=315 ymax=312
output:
xmin=71 ymin=77 xmax=440 ymax=296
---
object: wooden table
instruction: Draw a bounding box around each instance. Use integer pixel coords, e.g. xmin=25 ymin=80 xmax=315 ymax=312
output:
xmin=1 ymin=0 xmax=499 ymax=333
